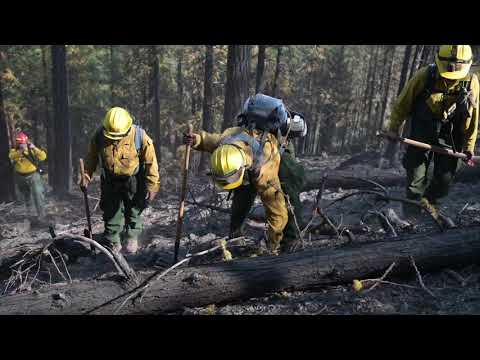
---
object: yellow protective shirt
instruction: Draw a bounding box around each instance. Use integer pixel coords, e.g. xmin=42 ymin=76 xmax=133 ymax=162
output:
xmin=387 ymin=66 xmax=479 ymax=153
xmin=9 ymin=147 xmax=47 ymax=174
xmin=193 ymin=126 xmax=288 ymax=248
xmin=84 ymin=126 xmax=160 ymax=193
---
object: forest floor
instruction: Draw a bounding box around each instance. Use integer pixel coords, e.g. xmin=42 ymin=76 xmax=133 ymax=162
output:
xmin=2 ymin=153 xmax=480 ymax=315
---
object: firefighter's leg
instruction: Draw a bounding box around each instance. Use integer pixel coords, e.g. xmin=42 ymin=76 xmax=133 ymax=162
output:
xmin=230 ymin=183 xmax=257 ymax=238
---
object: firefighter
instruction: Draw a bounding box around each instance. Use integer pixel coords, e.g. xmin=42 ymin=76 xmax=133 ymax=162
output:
xmin=385 ymin=45 xmax=479 ymax=218
xmin=79 ymin=107 xmax=160 ymax=254
xmin=235 ymin=94 xmax=307 ymax=252
xmin=185 ymin=94 xmax=307 ymax=255
xmin=184 ymin=125 xmax=288 ymax=256
xmin=8 ymin=132 xmax=47 ymax=224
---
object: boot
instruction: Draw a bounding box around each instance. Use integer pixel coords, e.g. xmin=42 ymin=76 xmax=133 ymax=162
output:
xmin=280 ymin=237 xmax=300 ymax=253
xmin=402 ymin=201 xmax=421 ymax=221
xmin=111 ymin=242 xmax=122 ymax=253
xmin=265 ymin=241 xmax=280 ymax=257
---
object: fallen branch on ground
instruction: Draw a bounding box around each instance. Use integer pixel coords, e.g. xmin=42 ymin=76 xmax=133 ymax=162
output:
xmin=85 ymin=236 xmax=246 ymax=315
xmin=410 ymin=256 xmax=436 ymax=298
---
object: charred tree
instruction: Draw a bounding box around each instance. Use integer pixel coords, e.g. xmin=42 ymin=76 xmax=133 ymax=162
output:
xmin=272 ymin=46 xmax=283 ymax=98
xmin=366 ymin=45 xmax=380 ymax=144
xmin=255 ymin=45 xmax=266 ymax=94
xmin=109 ymin=45 xmax=118 ymax=106
xmin=150 ymin=45 xmax=162 ymax=165
xmin=173 ymin=48 xmax=185 ymax=152
xmin=198 ymin=45 xmax=214 ymax=173
xmin=41 ymin=46 xmax=55 ymax=187
xmin=408 ymin=45 xmax=423 ymax=79
xmin=379 ymin=46 xmax=396 ymax=132
xmin=51 ymin=45 xmax=72 ymax=197
xmin=222 ymin=45 xmax=250 ymax=130
xmin=397 ymin=45 xmax=413 ymax=96
xmin=0 ymin=53 xmax=15 ymax=202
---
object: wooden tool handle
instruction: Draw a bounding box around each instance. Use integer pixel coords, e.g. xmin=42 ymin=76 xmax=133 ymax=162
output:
xmin=184 ymin=123 xmax=193 ymax=170
xmin=79 ymin=158 xmax=85 ymax=176
xmin=174 ymin=123 xmax=194 ymax=264
xmin=377 ymin=131 xmax=479 ymax=163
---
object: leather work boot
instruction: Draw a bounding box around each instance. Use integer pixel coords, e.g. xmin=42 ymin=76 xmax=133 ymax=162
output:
xmin=280 ymin=237 xmax=300 ymax=254
xmin=111 ymin=243 xmax=122 ymax=253
xmin=125 ymin=238 xmax=139 ymax=254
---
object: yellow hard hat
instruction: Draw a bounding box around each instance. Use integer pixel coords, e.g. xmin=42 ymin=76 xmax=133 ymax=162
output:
xmin=436 ymin=45 xmax=473 ymax=80
xmin=103 ymin=107 xmax=133 ymax=140
xmin=210 ymin=144 xmax=246 ymax=190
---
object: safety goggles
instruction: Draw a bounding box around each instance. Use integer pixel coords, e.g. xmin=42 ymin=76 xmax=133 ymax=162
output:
xmin=438 ymin=55 xmax=472 ymax=72
xmin=212 ymin=167 xmax=245 ymax=187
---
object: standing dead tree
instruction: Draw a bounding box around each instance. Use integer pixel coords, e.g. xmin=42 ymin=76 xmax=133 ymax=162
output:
xmin=0 ymin=49 xmax=15 ymax=202
xmin=222 ymin=45 xmax=250 ymax=130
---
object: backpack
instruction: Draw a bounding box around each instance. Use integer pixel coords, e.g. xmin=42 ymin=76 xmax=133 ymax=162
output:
xmin=238 ymin=94 xmax=289 ymax=134
xmin=25 ymin=146 xmax=45 ymax=174
xmin=95 ymin=124 xmax=145 ymax=176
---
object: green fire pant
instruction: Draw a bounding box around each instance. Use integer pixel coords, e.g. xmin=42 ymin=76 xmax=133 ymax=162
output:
xmin=15 ymin=171 xmax=46 ymax=219
xmin=100 ymin=174 xmax=147 ymax=246
xmin=278 ymin=149 xmax=306 ymax=250
xmin=230 ymin=146 xmax=305 ymax=252
xmin=402 ymin=146 xmax=463 ymax=214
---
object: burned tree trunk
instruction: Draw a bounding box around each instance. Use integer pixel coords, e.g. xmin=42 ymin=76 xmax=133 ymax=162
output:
xmin=302 ymin=162 xmax=480 ymax=192
xmin=51 ymin=45 xmax=72 ymax=197
xmin=379 ymin=46 xmax=396 ymax=132
xmin=41 ymin=45 xmax=55 ymax=188
xmin=198 ymin=45 xmax=214 ymax=173
xmin=397 ymin=45 xmax=413 ymax=96
xmin=109 ymin=45 xmax=118 ymax=106
xmin=150 ymin=45 xmax=162 ymax=165
xmin=256 ymin=45 xmax=266 ymax=94
xmin=0 ymin=54 xmax=15 ymax=203
xmin=1 ymin=226 xmax=480 ymax=314
xmin=272 ymin=46 xmax=283 ymax=98
xmin=222 ymin=45 xmax=250 ymax=130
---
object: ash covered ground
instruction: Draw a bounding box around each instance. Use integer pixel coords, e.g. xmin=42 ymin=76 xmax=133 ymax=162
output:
xmin=1 ymin=153 xmax=480 ymax=315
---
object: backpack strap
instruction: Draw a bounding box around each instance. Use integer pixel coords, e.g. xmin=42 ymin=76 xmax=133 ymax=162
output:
xmin=25 ymin=146 xmax=41 ymax=172
xmin=133 ymin=125 xmax=144 ymax=154
xmin=133 ymin=125 xmax=145 ymax=176
xmin=219 ymin=131 xmax=271 ymax=175
xmin=422 ymin=63 xmax=438 ymax=99
xmin=95 ymin=127 xmax=106 ymax=178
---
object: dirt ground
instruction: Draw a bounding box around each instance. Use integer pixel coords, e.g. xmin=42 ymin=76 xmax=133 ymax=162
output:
xmin=1 ymin=152 xmax=480 ymax=315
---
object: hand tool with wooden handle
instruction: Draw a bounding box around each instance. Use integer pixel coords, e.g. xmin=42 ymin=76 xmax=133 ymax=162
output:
xmin=173 ymin=123 xmax=194 ymax=264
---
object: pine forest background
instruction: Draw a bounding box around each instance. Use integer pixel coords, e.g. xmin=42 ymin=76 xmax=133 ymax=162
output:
xmin=1 ymin=45 xmax=479 ymax=201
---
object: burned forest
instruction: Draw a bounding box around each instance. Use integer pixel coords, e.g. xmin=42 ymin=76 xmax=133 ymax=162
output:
xmin=1 ymin=44 xmax=480 ymax=316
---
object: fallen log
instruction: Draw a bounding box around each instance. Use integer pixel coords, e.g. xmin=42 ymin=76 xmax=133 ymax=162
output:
xmin=1 ymin=226 xmax=480 ymax=314
xmin=303 ymin=169 xmax=403 ymax=191
xmin=303 ymin=165 xmax=480 ymax=192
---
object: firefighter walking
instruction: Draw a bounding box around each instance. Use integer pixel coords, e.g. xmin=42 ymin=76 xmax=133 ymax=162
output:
xmin=385 ymin=45 xmax=479 ymax=219
xmin=9 ymin=132 xmax=47 ymax=224
xmin=79 ymin=107 xmax=160 ymax=254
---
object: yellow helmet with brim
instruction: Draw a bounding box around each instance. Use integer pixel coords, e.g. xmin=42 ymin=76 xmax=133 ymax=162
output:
xmin=210 ymin=144 xmax=247 ymax=190
xmin=103 ymin=107 xmax=133 ymax=140
xmin=436 ymin=45 xmax=473 ymax=80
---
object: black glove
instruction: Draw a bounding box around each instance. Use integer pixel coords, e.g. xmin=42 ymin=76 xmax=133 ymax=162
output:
xmin=463 ymin=151 xmax=475 ymax=167
xmin=183 ymin=133 xmax=196 ymax=147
